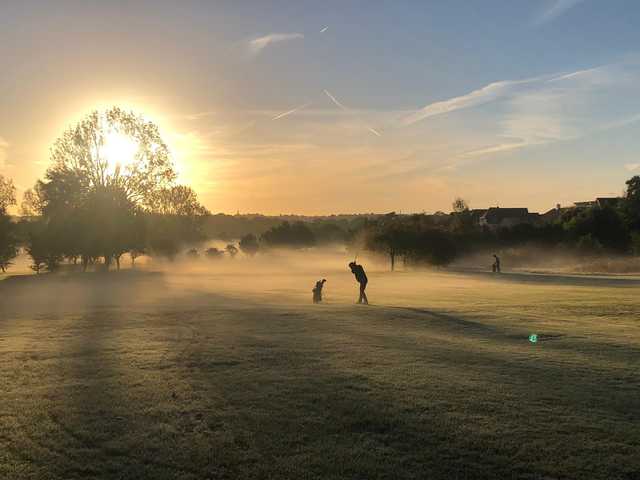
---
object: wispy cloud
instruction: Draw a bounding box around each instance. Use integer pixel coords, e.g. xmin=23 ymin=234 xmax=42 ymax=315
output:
xmin=403 ymin=63 xmax=622 ymax=127
xmin=534 ymin=0 xmax=585 ymax=25
xmin=401 ymin=77 xmax=542 ymax=126
xmin=401 ymin=61 xmax=640 ymax=174
xmin=248 ymin=33 xmax=304 ymax=55
xmin=625 ymin=163 xmax=640 ymax=172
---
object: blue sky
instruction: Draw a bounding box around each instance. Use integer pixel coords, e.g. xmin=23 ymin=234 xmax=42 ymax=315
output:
xmin=2 ymin=0 xmax=640 ymax=214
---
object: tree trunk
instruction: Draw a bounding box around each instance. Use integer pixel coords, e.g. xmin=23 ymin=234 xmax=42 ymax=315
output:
xmin=390 ymin=250 xmax=395 ymax=271
xmin=115 ymin=256 xmax=121 ymax=271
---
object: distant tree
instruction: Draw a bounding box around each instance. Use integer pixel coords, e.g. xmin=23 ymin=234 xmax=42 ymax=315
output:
xmin=186 ymin=248 xmax=199 ymax=259
xmin=311 ymin=221 xmax=348 ymax=244
xmin=362 ymin=215 xmax=458 ymax=269
xmin=564 ymin=206 xmax=629 ymax=252
xmin=0 ymin=175 xmax=18 ymax=272
xmin=239 ymin=233 xmax=259 ymax=256
xmin=0 ymin=175 xmax=16 ymax=212
xmin=631 ymin=232 xmax=640 ymax=256
xmin=206 ymin=247 xmax=224 ymax=259
xmin=367 ymin=225 xmax=406 ymax=271
xmin=130 ymin=248 xmax=145 ymax=267
xmin=452 ymin=197 xmax=469 ymax=213
xmin=576 ymin=233 xmax=603 ymax=254
xmin=20 ymin=185 xmax=44 ymax=217
xmin=0 ymin=213 xmax=18 ymax=273
xmin=225 ymin=244 xmax=238 ymax=258
xmin=409 ymin=229 xmax=458 ymax=266
xmin=451 ymin=197 xmax=475 ymax=233
xmin=27 ymin=242 xmax=47 ymax=274
xmin=261 ymin=221 xmax=316 ymax=249
xmin=146 ymin=214 xmax=181 ymax=260
xmin=25 ymin=226 xmax=64 ymax=273
xmin=621 ymin=175 xmax=640 ymax=231
xmin=150 ymin=185 xmax=209 ymax=217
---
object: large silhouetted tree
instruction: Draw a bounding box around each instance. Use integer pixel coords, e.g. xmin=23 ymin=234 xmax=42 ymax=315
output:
xmin=48 ymin=107 xmax=176 ymax=206
xmin=25 ymin=107 xmax=209 ymax=270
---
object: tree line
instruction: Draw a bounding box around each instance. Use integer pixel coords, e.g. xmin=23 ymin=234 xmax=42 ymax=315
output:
xmin=3 ymin=171 xmax=640 ymax=274
xmin=357 ymin=176 xmax=640 ymax=270
xmin=229 ymin=175 xmax=640 ymax=269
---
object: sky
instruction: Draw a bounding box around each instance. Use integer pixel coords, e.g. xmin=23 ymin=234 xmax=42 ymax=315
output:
xmin=2 ymin=0 xmax=640 ymax=215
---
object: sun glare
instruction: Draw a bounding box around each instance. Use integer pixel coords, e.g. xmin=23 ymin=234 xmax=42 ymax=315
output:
xmin=102 ymin=131 xmax=139 ymax=175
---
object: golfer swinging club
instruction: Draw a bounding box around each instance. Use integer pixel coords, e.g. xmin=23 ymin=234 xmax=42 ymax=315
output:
xmin=349 ymin=260 xmax=369 ymax=305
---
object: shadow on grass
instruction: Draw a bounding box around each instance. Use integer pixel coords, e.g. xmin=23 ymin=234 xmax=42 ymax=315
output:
xmin=1 ymin=279 xmax=638 ymax=479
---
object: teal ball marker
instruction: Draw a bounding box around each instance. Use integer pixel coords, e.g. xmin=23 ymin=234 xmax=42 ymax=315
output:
xmin=529 ymin=334 xmax=538 ymax=343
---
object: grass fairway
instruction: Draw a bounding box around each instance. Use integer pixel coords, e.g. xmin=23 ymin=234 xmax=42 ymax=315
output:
xmin=1 ymin=261 xmax=639 ymax=479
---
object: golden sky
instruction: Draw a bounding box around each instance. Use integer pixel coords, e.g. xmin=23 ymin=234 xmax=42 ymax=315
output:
xmin=1 ymin=1 xmax=637 ymax=215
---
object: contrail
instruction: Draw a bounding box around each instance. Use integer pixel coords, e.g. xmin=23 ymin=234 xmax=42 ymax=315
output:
xmin=324 ymin=89 xmax=347 ymax=110
xmin=272 ymin=102 xmax=311 ymax=120
xmin=320 ymin=26 xmax=329 ymax=33
xmin=324 ymin=89 xmax=382 ymax=137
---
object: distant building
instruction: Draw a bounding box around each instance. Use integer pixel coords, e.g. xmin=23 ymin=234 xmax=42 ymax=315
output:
xmin=573 ymin=201 xmax=597 ymax=209
xmin=479 ymin=207 xmax=539 ymax=229
xmin=595 ymin=197 xmax=620 ymax=209
xmin=540 ymin=203 xmax=572 ymax=223
xmin=572 ymin=197 xmax=620 ymax=209
xmin=540 ymin=197 xmax=622 ymax=224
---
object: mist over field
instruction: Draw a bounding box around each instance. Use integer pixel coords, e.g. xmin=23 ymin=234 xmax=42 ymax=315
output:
xmin=1 ymin=246 xmax=639 ymax=479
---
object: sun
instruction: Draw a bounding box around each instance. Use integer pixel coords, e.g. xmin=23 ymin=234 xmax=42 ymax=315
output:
xmin=102 ymin=131 xmax=139 ymax=175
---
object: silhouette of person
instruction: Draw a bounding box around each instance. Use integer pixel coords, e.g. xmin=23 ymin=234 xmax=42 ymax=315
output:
xmin=493 ymin=254 xmax=501 ymax=273
xmin=349 ymin=261 xmax=369 ymax=304
xmin=312 ymin=279 xmax=326 ymax=303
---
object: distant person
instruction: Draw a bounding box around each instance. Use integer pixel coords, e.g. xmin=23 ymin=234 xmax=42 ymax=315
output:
xmin=312 ymin=279 xmax=326 ymax=303
xmin=493 ymin=254 xmax=501 ymax=273
xmin=349 ymin=261 xmax=369 ymax=304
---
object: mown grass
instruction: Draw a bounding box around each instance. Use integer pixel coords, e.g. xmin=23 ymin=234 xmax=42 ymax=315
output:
xmin=0 ymin=266 xmax=638 ymax=479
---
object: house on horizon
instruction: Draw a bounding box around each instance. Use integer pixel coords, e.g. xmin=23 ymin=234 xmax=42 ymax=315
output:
xmin=573 ymin=197 xmax=620 ymax=209
xmin=540 ymin=204 xmax=572 ymax=223
xmin=479 ymin=207 xmax=539 ymax=229
xmin=541 ymin=196 xmax=622 ymax=223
